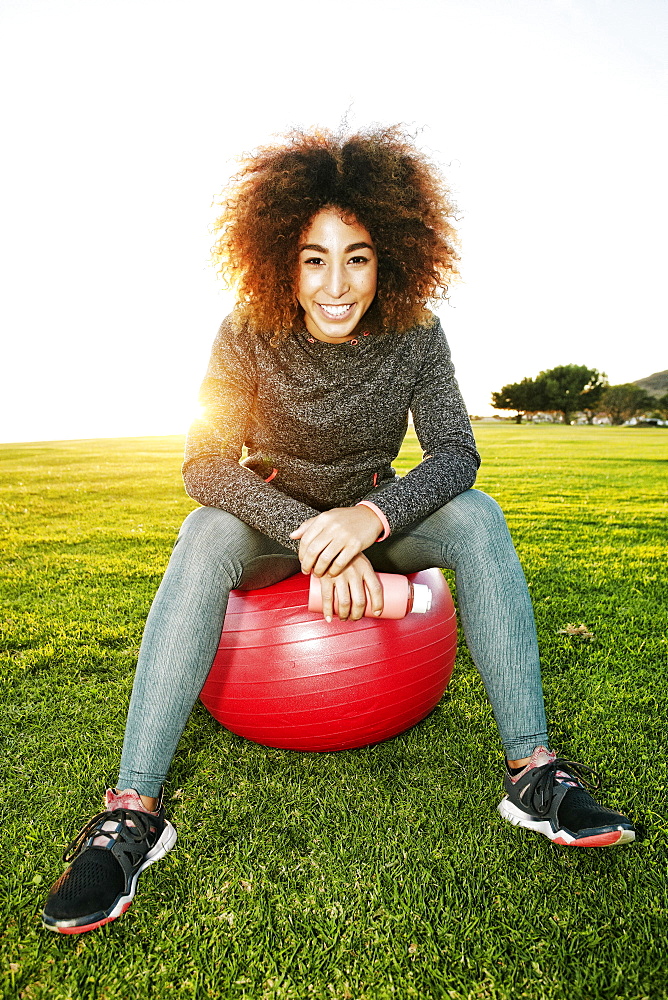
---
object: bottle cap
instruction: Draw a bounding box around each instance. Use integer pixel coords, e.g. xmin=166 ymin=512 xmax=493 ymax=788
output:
xmin=411 ymin=584 xmax=432 ymax=614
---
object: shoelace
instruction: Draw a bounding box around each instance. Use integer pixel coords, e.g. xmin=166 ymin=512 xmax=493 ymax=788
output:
xmin=63 ymin=808 xmax=155 ymax=863
xmin=523 ymin=758 xmax=603 ymax=817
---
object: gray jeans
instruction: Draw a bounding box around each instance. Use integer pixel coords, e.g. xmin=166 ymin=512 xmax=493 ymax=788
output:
xmin=118 ymin=489 xmax=548 ymax=796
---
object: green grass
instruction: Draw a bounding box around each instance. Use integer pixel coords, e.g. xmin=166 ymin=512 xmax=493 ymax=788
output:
xmin=1 ymin=425 xmax=667 ymax=1000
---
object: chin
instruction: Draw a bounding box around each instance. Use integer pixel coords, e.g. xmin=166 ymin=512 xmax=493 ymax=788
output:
xmin=323 ymin=326 xmax=356 ymax=338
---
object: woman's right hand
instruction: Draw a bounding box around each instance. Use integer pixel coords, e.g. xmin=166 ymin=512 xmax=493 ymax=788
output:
xmin=318 ymin=553 xmax=384 ymax=622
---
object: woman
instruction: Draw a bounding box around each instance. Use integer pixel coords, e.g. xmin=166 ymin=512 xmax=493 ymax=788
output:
xmin=42 ymin=127 xmax=634 ymax=935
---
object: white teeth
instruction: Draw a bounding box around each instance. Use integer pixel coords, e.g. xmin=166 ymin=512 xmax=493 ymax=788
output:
xmin=319 ymin=304 xmax=353 ymax=318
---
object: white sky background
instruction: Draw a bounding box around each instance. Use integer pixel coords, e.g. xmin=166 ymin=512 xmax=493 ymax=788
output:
xmin=1 ymin=0 xmax=666 ymax=442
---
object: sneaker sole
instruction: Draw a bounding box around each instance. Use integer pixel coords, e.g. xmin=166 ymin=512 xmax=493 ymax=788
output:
xmin=497 ymin=797 xmax=635 ymax=846
xmin=42 ymin=821 xmax=177 ymax=934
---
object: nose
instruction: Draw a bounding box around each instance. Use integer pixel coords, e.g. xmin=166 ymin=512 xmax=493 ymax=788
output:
xmin=324 ymin=261 xmax=349 ymax=299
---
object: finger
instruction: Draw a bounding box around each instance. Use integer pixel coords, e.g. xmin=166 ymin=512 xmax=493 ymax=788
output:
xmin=334 ymin=579 xmax=352 ymax=621
xmin=310 ymin=541 xmax=346 ymax=579
xmin=289 ymin=516 xmax=317 ymax=541
xmin=319 ymin=576 xmax=335 ymax=623
xmin=299 ymin=531 xmax=329 ymax=575
xmin=348 ymin=577 xmax=369 ymax=621
xmin=326 ymin=536 xmax=365 ymax=573
xmin=364 ymin=571 xmax=385 ymax=617
xmin=313 ymin=542 xmax=358 ymax=579
xmin=296 ymin=534 xmax=323 ymax=573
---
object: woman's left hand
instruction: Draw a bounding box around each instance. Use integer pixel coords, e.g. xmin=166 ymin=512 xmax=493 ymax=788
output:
xmin=290 ymin=506 xmax=384 ymax=577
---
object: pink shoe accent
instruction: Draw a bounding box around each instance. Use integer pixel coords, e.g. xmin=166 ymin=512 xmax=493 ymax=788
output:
xmin=509 ymin=747 xmax=555 ymax=783
xmin=105 ymin=789 xmax=155 ymax=814
xmin=510 ymin=748 xmax=581 ymax=790
xmin=554 ymin=830 xmax=623 ymax=847
xmin=90 ymin=789 xmax=158 ymax=848
xmin=54 ymin=901 xmax=134 ymax=935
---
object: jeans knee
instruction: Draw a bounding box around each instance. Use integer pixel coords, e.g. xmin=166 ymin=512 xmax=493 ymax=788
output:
xmin=178 ymin=505 xmax=232 ymax=546
xmin=442 ymin=489 xmax=511 ymax=555
xmin=449 ymin=488 xmax=505 ymax=526
xmin=173 ymin=506 xmax=246 ymax=583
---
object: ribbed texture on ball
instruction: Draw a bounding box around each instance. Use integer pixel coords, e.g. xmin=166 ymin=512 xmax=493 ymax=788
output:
xmin=200 ymin=569 xmax=457 ymax=751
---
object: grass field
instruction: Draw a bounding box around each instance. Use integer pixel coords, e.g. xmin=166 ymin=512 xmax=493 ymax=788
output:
xmin=1 ymin=424 xmax=667 ymax=1000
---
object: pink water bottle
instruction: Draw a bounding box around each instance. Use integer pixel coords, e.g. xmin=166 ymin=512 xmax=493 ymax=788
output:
xmin=308 ymin=571 xmax=433 ymax=620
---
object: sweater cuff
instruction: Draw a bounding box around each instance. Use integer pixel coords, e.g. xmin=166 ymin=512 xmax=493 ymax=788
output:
xmin=356 ymin=500 xmax=391 ymax=542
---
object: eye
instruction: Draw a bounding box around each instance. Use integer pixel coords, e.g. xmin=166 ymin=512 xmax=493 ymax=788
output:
xmin=349 ymin=255 xmax=370 ymax=265
xmin=303 ymin=256 xmax=324 ymax=266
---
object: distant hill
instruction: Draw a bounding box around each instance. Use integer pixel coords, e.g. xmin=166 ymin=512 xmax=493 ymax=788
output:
xmin=632 ymin=370 xmax=668 ymax=397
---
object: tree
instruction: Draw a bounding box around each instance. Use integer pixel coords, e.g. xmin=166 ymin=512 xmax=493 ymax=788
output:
xmin=598 ymin=384 xmax=655 ymax=425
xmin=578 ymin=376 xmax=608 ymax=424
xmin=491 ymin=377 xmax=549 ymax=423
xmin=652 ymin=393 xmax=668 ymax=420
xmin=536 ymin=365 xmax=608 ymax=424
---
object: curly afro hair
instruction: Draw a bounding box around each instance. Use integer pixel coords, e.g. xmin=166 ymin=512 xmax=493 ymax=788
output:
xmin=211 ymin=125 xmax=460 ymax=341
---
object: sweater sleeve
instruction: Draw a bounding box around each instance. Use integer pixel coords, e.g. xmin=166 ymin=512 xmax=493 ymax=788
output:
xmin=182 ymin=316 xmax=320 ymax=553
xmin=361 ymin=317 xmax=481 ymax=534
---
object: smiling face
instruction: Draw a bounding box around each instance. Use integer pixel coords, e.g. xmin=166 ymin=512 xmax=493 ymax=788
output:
xmin=296 ymin=208 xmax=378 ymax=343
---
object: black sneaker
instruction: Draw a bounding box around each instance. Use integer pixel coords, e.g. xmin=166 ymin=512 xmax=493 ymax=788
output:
xmin=42 ymin=788 xmax=177 ymax=933
xmin=497 ymin=747 xmax=635 ymax=846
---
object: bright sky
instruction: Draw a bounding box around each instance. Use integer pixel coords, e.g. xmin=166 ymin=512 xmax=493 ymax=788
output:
xmin=1 ymin=0 xmax=666 ymax=442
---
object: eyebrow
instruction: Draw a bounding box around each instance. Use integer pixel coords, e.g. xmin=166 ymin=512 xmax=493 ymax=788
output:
xmin=299 ymin=242 xmax=374 ymax=253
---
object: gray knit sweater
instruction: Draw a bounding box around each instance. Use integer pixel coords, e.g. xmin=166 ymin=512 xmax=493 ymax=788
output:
xmin=183 ymin=309 xmax=480 ymax=554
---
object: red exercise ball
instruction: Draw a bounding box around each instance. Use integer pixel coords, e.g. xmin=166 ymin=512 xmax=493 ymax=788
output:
xmin=199 ymin=568 xmax=457 ymax=751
